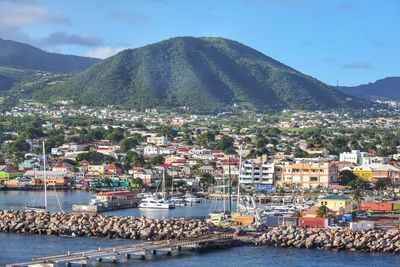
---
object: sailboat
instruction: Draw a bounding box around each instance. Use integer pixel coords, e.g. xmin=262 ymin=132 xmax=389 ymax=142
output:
xmin=138 ymin=168 xmax=175 ymax=209
xmin=25 ymin=141 xmax=48 ymax=212
xmin=206 ymin=157 xmax=235 ymax=227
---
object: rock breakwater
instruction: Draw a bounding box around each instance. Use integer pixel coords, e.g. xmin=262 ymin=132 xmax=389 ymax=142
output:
xmin=0 ymin=210 xmax=221 ymax=240
xmin=256 ymin=226 xmax=400 ymax=253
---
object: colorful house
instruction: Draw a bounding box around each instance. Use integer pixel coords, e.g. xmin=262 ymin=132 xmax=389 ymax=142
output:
xmin=0 ymin=170 xmax=24 ymax=180
xmin=319 ymin=195 xmax=352 ymax=214
xmin=352 ymin=166 xmax=373 ymax=182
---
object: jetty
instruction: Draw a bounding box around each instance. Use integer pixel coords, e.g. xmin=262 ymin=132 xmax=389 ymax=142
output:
xmin=7 ymin=234 xmax=250 ymax=267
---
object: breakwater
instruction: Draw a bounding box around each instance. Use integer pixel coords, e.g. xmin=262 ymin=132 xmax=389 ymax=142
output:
xmin=256 ymin=226 xmax=400 ymax=253
xmin=0 ymin=210 xmax=221 ymax=240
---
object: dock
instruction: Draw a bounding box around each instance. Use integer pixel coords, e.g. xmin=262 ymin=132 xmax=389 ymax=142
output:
xmin=7 ymin=234 xmax=249 ymax=267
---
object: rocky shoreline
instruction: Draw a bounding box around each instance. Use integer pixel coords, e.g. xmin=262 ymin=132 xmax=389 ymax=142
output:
xmin=1 ymin=210 xmax=400 ymax=254
xmin=0 ymin=210 xmax=221 ymax=240
xmin=256 ymin=226 xmax=400 ymax=254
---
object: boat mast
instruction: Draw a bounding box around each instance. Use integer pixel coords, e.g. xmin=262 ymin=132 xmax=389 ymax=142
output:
xmin=237 ymin=143 xmax=242 ymax=213
xmin=171 ymin=167 xmax=174 ymax=195
xmin=162 ymin=168 xmax=166 ymax=199
xmin=42 ymin=141 xmax=47 ymax=210
xmin=228 ymin=156 xmax=232 ymax=213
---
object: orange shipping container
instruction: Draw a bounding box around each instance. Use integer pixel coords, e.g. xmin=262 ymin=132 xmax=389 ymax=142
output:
xmin=360 ymin=202 xmax=393 ymax=212
xmin=234 ymin=215 xmax=255 ymax=226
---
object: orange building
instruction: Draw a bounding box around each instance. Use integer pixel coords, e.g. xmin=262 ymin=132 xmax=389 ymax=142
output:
xmin=276 ymin=160 xmax=338 ymax=188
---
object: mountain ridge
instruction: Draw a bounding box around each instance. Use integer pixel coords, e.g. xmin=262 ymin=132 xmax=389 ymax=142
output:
xmin=33 ymin=36 xmax=363 ymax=113
xmin=0 ymin=37 xmax=100 ymax=73
xmin=338 ymin=77 xmax=400 ymax=101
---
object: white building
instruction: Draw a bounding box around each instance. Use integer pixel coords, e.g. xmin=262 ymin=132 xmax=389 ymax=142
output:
xmin=240 ymin=160 xmax=275 ymax=186
xmin=147 ymin=136 xmax=170 ymax=146
xmin=362 ymin=156 xmax=389 ymax=165
xmin=144 ymin=145 xmax=161 ymax=156
xmin=339 ymin=150 xmax=361 ymax=165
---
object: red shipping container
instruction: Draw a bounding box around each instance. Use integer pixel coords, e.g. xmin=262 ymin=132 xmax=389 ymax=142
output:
xmin=298 ymin=217 xmax=328 ymax=228
xmin=360 ymin=202 xmax=393 ymax=212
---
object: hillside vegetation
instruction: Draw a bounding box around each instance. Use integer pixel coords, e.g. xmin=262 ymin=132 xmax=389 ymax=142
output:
xmin=35 ymin=37 xmax=361 ymax=112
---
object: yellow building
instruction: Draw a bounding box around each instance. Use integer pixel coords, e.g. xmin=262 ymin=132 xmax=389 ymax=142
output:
xmin=319 ymin=195 xmax=352 ymax=214
xmin=352 ymin=167 xmax=373 ymax=182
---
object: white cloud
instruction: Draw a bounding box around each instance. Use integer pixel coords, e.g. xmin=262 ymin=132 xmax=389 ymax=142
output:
xmin=85 ymin=47 xmax=128 ymax=59
xmin=0 ymin=3 xmax=68 ymax=29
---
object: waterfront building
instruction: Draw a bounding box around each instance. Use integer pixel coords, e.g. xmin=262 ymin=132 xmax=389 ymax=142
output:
xmin=276 ymin=159 xmax=338 ymax=188
xmin=239 ymin=159 xmax=275 ymax=186
xmin=318 ymin=195 xmax=352 ymax=214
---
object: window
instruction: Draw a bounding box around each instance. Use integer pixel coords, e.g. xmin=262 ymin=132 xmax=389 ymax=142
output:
xmin=310 ymin=177 xmax=318 ymax=182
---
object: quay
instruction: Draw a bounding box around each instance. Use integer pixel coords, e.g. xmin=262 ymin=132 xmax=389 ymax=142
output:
xmin=7 ymin=234 xmax=250 ymax=267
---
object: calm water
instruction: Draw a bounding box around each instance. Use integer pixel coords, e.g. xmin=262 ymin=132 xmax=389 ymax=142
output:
xmin=0 ymin=190 xmax=231 ymax=218
xmin=1 ymin=191 xmax=399 ymax=266
xmin=0 ymin=233 xmax=399 ymax=266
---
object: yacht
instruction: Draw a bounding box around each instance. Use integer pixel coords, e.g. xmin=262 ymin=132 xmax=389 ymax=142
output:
xmin=184 ymin=193 xmax=201 ymax=204
xmin=139 ymin=194 xmax=175 ymax=209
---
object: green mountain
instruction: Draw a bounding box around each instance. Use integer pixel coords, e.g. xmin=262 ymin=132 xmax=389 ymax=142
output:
xmin=0 ymin=38 xmax=100 ymax=73
xmin=34 ymin=36 xmax=362 ymax=112
xmin=338 ymin=77 xmax=400 ymax=101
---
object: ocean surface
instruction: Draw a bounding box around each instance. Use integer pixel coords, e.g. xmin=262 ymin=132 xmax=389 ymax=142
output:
xmin=1 ymin=191 xmax=399 ymax=266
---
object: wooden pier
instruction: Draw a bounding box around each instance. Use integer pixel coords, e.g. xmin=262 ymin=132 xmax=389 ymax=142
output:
xmin=7 ymin=234 xmax=246 ymax=267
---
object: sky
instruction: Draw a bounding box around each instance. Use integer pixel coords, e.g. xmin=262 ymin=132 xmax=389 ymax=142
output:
xmin=0 ymin=0 xmax=399 ymax=86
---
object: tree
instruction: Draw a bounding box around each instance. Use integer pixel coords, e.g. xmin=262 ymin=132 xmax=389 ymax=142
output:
xmin=130 ymin=177 xmax=143 ymax=189
xmin=339 ymin=170 xmax=358 ymax=186
xmin=351 ymin=189 xmax=364 ymax=211
xmin=316 ymin=205 xmax=329 ymax=218
xmin=76 ymin=151 xmax=116 ymax=165
xmin=150 ymin=155 xmax=165 ymax=166
xmin=119 ymin=138 xmax=139 ymax=152
xmin=215 ymin=135 xmax=234 ymax=151
xmin=375 ymin=179 xmax=390 ymax=190
xmin=200 ymin=173 xmax=215 ymax=190
xmin=349 ymin=177 xmax=371 ymax=190
xmin=106 ymin=128 xmax=125 ymax=143
xmin=125 ymin=151 xmax=145 ymax=167
xmin=7 ymin=138 xmax=30 ymax=154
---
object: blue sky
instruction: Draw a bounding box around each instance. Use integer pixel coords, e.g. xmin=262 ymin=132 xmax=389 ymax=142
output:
xmin=0 ymin=0 xmax=399 ymax=86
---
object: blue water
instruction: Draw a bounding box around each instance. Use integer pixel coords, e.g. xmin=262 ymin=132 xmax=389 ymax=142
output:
xmin=1 ymin=191 xmax=399 ymax=266
xmin=0 ymin=191 xmax=232 ymax=219
xmin=0 ymin=233 xmax=399 ymax=266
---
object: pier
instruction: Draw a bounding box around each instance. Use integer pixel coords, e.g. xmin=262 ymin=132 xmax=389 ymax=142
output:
xmin=7 ymin=234 xmax=249 ymax=267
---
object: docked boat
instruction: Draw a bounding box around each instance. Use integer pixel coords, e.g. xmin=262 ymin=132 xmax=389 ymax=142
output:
xmin=73 ymin=191 xmax=140 ymax=213
xmin=139 ymin=170 xmax=175 ymax=209
xmin=138 ymin=194 xmax=175 ymax=209
xmin=184 ymin=193 xmax=201 ymax=204
xmin=206 ymin=211 xmax=235 ymax=226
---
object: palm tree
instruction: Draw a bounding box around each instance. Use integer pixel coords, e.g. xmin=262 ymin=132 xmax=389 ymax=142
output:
xmin=317 ymin=205 xmax=329 ymax=218
xmin=351 ymin=189 xmax=364 ymax=211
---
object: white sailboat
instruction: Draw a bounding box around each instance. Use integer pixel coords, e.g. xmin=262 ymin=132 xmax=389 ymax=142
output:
xmin=25 ymin=141 xmax=48 ymax=212
xmin=139 ymin=168 xmax=175 ymax=209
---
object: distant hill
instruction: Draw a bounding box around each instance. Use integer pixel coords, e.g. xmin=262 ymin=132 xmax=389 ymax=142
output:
xmin=34 ymin=36 xmax=362 ymax=112
xmin=338 ymin=77 xmax=400 ymax=101
xmin=0 ymin=38 xmax=100 ymax=73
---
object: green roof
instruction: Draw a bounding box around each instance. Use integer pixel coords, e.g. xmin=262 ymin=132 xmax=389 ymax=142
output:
xmin=319 ymin=195 xmax=350 ymax=200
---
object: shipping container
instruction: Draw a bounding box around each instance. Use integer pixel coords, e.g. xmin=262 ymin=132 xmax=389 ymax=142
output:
xmin=298 ymin=217 xmax=328 ymax=228
xmin=342 ymin=214 xmax=353 ymax=222
xmin=361 ymin=202 xmax=393 ymax=212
